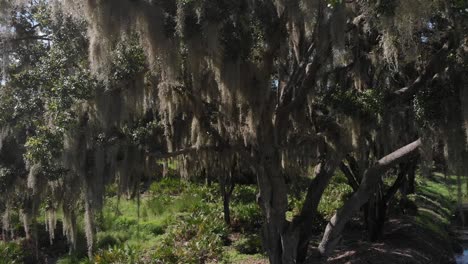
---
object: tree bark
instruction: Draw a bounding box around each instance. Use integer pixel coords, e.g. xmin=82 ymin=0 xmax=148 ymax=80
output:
xmin=340 ymin=161 xmax=360 ymax=192
xmin=279 ymin=158 xmax=340 ymax=263
xmin=223 ymin=193 xmax=231 ymax=226
xmin=366 ymin=187 xmax=386 ymax=241
xmin=296 ymin=158 xmax=340 ymax=262
xmin=257 ymin=3 xmax=345 ymax=261
xmin=404 ymin=161 xmax=417 ymax=195
xmin=220 ymin=174 xmax=235 ymax=226
xmin=366 ymin=166 xmax=406 ymax=241
xmin=318 ymin=139 xmax=422 ymax=256
xmin=346 ymin=155 xmax=362 ymax=183
xmin=256 ymin=148 xmax=289 ymax=264
xmin=385 ymin=165 xmax=407 ymax=202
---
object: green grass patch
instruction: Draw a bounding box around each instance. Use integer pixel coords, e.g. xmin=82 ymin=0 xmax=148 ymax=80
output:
xmin=318 ymin=172 xmax=354 ymax=219
xmin=225 ymin=248 xmax=267 ymax=263
xmin=59 ymin=179 xmax=250 ymax=263
xmin=411 ymin=173 xmax=464 ymax=240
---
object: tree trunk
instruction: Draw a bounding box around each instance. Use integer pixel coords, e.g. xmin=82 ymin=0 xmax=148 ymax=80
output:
xmin=256 ymin=149 xmax=289 ymax=264
xmin=366 ymin=187 xmax=387 ymax=241
xmin=262 ymin=1 xmax=339 ymax=261
xmin=162 ymin=161 xmax=168 ymax=178
xmin=367 ymin=161 xmax=410 ymax=240
xmin=220 ymin=175 xmax=235 ymax=226
xmin=202 ymin=169 xmax=212 ymax=187
xmin=84 ymin=198 xmax=95 ymax=259
xmin=266 ymin=153 xmax=340 ymax=263
xmin=294 ymin=158 xmax=340 ymax=262
xmin=223 ymin=193 xmax=231 ymax=226
xmin=340 ymin=161 xmax=360 ymax=192
xmin=318 ymin=139 xmax=422 ymax=256
xmin=405 ymin=161 xmax=417 ymax=195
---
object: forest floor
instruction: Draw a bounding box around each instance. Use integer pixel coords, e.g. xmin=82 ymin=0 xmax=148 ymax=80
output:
xmin=0 ymin=172 xmax=463 ymax=264
xmin=324 ymin=173 xmax=462 ymax=264
xmin=51 ymin=179 xmax=270 ymax=264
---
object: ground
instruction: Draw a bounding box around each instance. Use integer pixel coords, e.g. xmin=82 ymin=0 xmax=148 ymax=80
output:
xmin=321 ymin=173 xmax=462 ymax=264
xmin=0 ymin=172 xmax=463 ymax=264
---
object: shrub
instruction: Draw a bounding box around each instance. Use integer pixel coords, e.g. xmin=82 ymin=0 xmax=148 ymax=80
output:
xmin=151 ymin=204 xmax=228 ymax=263
xmin=96 ymin=233 xmax=121 ymax=249
xmin=171 ymin=193 xmax=203 ymax=213
xmin=232 ymin=185 xmax=257 ymax=204
xmin=55 ymin=254 xmax=83 ymax=264
xmin=105 ymin=184 xmax=118 ymax=197
xmin=149 ymin=178 xmax=186 ymax=196
xmin=318 ymin=173 xmax=354 ymax=219
xmin=145 ymin=196 xmax=170 ymax=215
xmin=113 ymin=217 xmax=138 ymax=230
xmin=141 ymin=206 xmax=148 ymax=220
xmin=233 ymin=234 xmax=263 ymax=255
xmin=231 ymin=203 xmax=262 ymax=232
xmin=192 ymin=184 xmax=219 ymax=204
xmin=0 ymin=241 xmax=24 ymax=264
xmin=139 ymin=221 xmax=166 ymax=236
xmin=93 ymin=244 xmax=143 ymax=264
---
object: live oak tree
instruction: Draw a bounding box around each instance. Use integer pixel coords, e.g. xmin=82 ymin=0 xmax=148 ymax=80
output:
xmin=0 ymin=1 xmax=162 ymax=258
xmin=0 ymin=0 xmax=467 ymax=264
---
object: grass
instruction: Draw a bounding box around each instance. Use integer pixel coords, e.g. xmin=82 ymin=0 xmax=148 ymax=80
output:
xmin=318 ymin=172 xmax=354 ymax=219
xmin=225 ymin=249 xmax=267 ymax=263
xmin=411 ymin=172 xmax=466 ymax=240
xmin=52 ymin=179 xmax=267 ymax=263
xmin=284 ymin=172 xmax=354 ymax=223
xmin=9 ymin=170 xmax=463 ymax=264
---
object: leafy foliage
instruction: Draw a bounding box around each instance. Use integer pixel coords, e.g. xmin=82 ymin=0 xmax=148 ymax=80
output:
xmin=152 ymin=204 xmax=228 ymax=263
xmin=92 ymin=244 xmax=143 ymax=264
xmin=0 ymin=241 xmax=24 ymax=264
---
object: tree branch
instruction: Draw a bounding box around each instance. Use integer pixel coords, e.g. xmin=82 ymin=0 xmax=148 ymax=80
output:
xmin=383 ymin=164 xmax=407 ymax=203
xmin=275 ymin=1 xmax=335 ymax=117
xmin=385 ymin=40 xmax=453 ymax=103
xmin=339 ymin=161 xmax=360 ymax=192
xmin=11 ymin=35 xmax=51 ymax=42
xmin=346 ymin=155 xmax=361 ymax=182
xmin=147 ymin=145 xmax=216 ymax=159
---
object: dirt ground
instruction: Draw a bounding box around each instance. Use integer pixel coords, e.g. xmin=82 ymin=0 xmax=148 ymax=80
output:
xmin=315 ymin=218 xmax=458 ymax=264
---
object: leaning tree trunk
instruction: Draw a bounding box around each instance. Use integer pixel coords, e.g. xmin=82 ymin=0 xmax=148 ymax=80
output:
xmin=294 ymin=158 xmax=340 ymax=262
xmin=318 ymin=139 xmax=422 ymax=256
